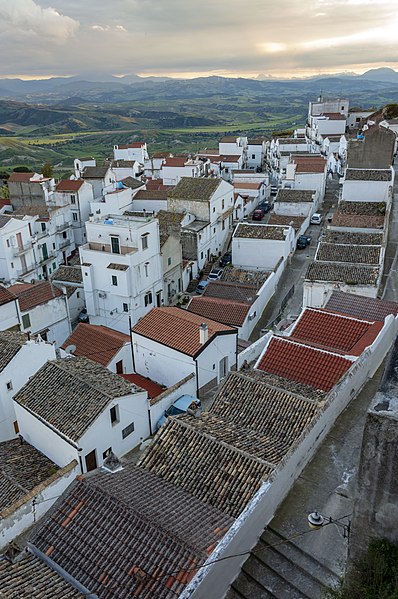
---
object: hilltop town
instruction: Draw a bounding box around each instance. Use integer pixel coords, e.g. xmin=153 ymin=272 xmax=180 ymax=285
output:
xmin=0 ymin=97 xmax=397 ymax=598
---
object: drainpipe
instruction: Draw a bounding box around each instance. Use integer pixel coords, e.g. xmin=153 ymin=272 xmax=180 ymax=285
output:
xmin=128 ymin=315 xmax=136 ymax=373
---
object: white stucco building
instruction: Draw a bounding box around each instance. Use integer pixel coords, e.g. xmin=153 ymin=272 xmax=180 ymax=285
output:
xmin=55 ymin=179 xmax=95 ymax=246
xmin=113 ymin=142 xmax=149 ymax=165
xmin=13 ymin=356 xmax=149 ymax=473
xmin=132 ymin=307 xmax=237 ymax=397
xmin=80 ymin=213 xmax=163 ymax=334
xmin=232 ymin=223 xmax=295 ymax=271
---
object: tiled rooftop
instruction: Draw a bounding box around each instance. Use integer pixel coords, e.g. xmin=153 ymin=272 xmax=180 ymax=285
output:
xmin=0 ymin=439 xmax=58 ymax=513
xmin=188 ymin=296 xmax=250 ymax=326
xmin=323 ymin=230 xmax=383 ymax=245
xmin=256 ymin=337 xmax=353 ymax=392
xmin=56 ymin=179 xmax=84 ymax=192
xmin=140 ymin=416 xmax=273 ymax=518
xmin=275 ymin=189 xmax=315 ymax=202
xmin=51 ymin=265 xmax=83 ymax=284
xmin=0 ymin=286 xmax=16 ymax=306
xmin=119 ymin=176 xmax=144 ymax=189
xmin=8 ymin=281 xmax=63 ymax=311
xmin=134 ymin=189 xmax=168 ymax=200
xmin=168 ymin=177 xmax=221 ymax=201
xmin=61 ymin=323 xmax=130 ymax=367
xmin=268 ymin=214 xmax=306 ymax=231
xmin=316 ymin=242 xmax=381 ymax=265
xmin=330 ymin=214 xmax=385 ymax=229
xmin=82 ymin=166 xmax=109 ymax=179
xmin=120 ymin=373 xmax=164 ymax=398
xmin=289 ymin=308 xmax=383 ymax=356
xmin=132 ymin=307 xmax=235 ymax=357
xmin=277 ymin=138 xmax=309 ymax=145
xmin=325 ymin=290 xmax=398 ymax=322
xmin=337 ymin=201 xmax=386 ymax=216
xmin=31 ymin=463 xmax=232 ymax=599
xmin=234 ymin=223 xmax=290 ymax=241
xmin=14 ymin=357 xmax=139 ymax=442
xmin=306 ymin=261 xmax=380 ymax=285
xmin=209 ymin=372 xmax=320 ymax=456
xmin=345 ymin=168 xmax=392 ymax=181
xmin=221 ymin=267 xmax=271 ymax=287
xmin=204 ymin=281 xmax=257 ymax=303
xmin=0 ymin=551 xmax=84 ymax=598
xmin=292 ymin=155 xmax=327 ymax=173
xmin=8 ymin=172 xmax=35 ymax=182
xmin=247 ymin=370 xmax=327 ymax=402
xmin=0 ymin=331 xmax=27 ymax=371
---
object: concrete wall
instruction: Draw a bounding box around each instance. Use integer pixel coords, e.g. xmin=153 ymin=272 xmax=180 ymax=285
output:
xmin=0 ymin=461 xmax=78 ymax=552
xmin=181 ymin=316 xmax=398 ymax=599
xmin=232 ymin=226 xmax=295 ymax=271
xmin=148 ymin=374 xmax=197 ymax=433
xmin=197 ymin=333 xmax=237 ymax=393
xmin=303 ymin=280 xmax=379 ymax=308
xmin=237 ymin=331 xmax=272 ymax=369
xmin=19 ymin=296 xmax=71 ymax=348
xmin=347 ymin=128 xmax=395 ymax=169
xmin=274 ymin=201 xmax=312 ymax=217
xmin=342 ymin=179 xmax=392 ymax=202
xmin=107 ymin=344 xmax=134 ymax=374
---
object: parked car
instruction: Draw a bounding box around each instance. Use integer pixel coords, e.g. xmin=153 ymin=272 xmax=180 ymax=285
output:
xmin=208 ymin=268 xmax=223 ymax=281
xmin=195 ymin=280 xmax=209 ymax=294
xmin=156 ymin=395 xmax=201 ymax=430
xmin=220 ymin=251 xmax=232 ymax=267
xmin=252 ymin=208 xmax=264 ymax=221
xmin=310 ymin=213 xmax=322 ymax=225
xmin=78 ymin=308 xmax=89 ymax=323
xmin=296 ymin=235 xmax=312 ymax=249
xmin=270 ymin=185 xmax=278 ymax=196
xmin=258 ymin=201 xmax=271 ymax=213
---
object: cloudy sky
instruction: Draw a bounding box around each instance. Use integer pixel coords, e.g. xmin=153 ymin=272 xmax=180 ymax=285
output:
xmin=1 ymin=0 xmax=398 ymax=79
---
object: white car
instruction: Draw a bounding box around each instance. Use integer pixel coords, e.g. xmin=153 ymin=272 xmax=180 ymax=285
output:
xmin=310 ymin=213 xmax=322 ymax=225
xmin=207 ymin=268 xmax=223 ymax=281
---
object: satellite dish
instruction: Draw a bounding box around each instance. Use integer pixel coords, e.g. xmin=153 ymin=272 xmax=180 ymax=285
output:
xmin=64 ymin=344 xmax=76 ymax=355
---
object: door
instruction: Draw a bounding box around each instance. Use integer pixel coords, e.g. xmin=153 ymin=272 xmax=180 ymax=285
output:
xmin=156 ymin=291 xmax=162 ymax=307
xmin=219 ymin=356 xmax=228 ymax=380
xmin=84 ymin=449 xmax=97 ymax=472
xmin=115 ymin=360 xmax=123 ymax=374
xmin=16 ymin=232 xmax=23 ymax=250
xmin=42 ymin=242 xmax=48 ymax=260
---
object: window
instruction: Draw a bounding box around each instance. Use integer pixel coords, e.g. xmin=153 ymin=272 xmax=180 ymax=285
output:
xmin=213 ymin=228 xmax=216 ymax=233
xmin=13 ymin=421 xmax=19 ymax=435
xmin=222 ymin=199 xmax=225 ymax=209
xmin=200 ymin=251 xmax=203 ymax=260
xmin=222 ymin=219 xmax=226 ymax=230
xmin=213 ymin=207 xmax=216 ymax=213
xmin=52 ymin=262 xmax=56 ymax=270
xmin=252 ymin=154 xmax=256 ymax=159
xmin=122 ymin=421 xmax=135 ymax=439
xmin=70 ymin=194 xmax=76 ymax=204
xmin=53 ymin=243 xmax=56 ymax=249
xmin=10 ymin=262 xmax=13 ymax=269
xmin=144 ymin=291 xmax=153 ymax=307
xmin=102 ymin=447 xmax=112 ymax=459
xmin=6 ymin=239 xmax=9 ymax=247
xmin=21 ymin=314 xmax=31 ymax=329
xmin=111 ymin=275 xmax=118 ymax=286
xmin=110 ymin=236 xmax=120 ymax=254
xmin=62 ymin=232 xmax=67 ymax=239
xmin=141 ymin=233 xmax=149 ymax=250
xmin=6 ymin=381 xmax=13 ymax=391
xmin=110 ymin=405 xmax=119 ymax=425
xmin=123 ymin=302 xmax=128 ymax=312
xmin=72 ymin=213 xmax=78 ymax=222
xmin=167 ymin=256 xmax=172 ymax=266
xmin=41 ymin=222 xmax=46 ymax=232
xmin=144 ymin=262 xmax=149 ymax=277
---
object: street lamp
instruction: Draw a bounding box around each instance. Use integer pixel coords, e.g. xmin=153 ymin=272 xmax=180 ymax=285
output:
xmin=307 ymin=511 xmax=351 ymax=539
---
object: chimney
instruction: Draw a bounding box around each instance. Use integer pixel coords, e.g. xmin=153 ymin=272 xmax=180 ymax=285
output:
xmin=199 ymin=323 xmax=209 ymax=345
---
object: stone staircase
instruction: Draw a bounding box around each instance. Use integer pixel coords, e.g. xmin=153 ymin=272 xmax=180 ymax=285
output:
xmin=226 ymin=527 xmax=340 ymax=599
xmin=185 ymin=260 xmax=215 ymax=292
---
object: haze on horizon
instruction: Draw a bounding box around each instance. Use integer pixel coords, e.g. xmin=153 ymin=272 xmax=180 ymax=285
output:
xmin=1 ymin=0 xmax=398 ymax=80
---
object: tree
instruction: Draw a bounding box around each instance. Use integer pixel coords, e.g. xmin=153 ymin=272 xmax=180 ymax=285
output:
xmin=42 ymin=162 xmax=53 ymax=178
xmin=13 ymin=166 xmax=31 ymax=173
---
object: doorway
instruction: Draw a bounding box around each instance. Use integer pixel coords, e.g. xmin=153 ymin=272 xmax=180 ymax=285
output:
xmin=84 ymin=449 xmax=97 ymax=472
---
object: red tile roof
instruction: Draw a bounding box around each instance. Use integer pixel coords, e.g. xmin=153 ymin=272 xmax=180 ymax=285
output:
xmin=233 ymin=182 xmax=262 ymax=190
xmin=145 ymin=179 xmax=171 ymax=190
xmin=117 ymin=142 xmax=145 ymax=149
xmin=8 ymin=172 xmax=35 ymax=183
xmin=325 ymin=291 xmax=398 ymax=322
xmin=292 ymin=155 xmax=327 ymax=174
xmin=257 ymin=337 xmax=352 ymax=392
xmin=0 ymin=198 xmax=11 ymax=208
xmin=120 ymin=373 xmax=164 ymax=398
xmin=56 ymin=179 xmax=84 ymax=192
xmin=163 ymin=157 xmax=187 ymax=167
xmin=132 ymin=307 xmax=235 ymax=357
xmin=0 ymin=285 xmax=17 ymax=306
xmin=289 ymin=308 xmax=383 ymax=356
xmin=321 ymin=112 xmax=346 ymax=120
xmin=61 ymin=323 xmax=130 ymax=366
xmin=8 ymin=281 xmax=63 ymax=311
xmin=188 ymin=296 xmax=250 ymax=327
xmin=221 ymin=155 xmax=241 ymax=162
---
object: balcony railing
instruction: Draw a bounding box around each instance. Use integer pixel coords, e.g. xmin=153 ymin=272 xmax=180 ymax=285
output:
xmin=12 ymin=241 xmax=33 ymax=256
xmin=16 ymin=264 xmax=36 ymax=277
xmin=56 ymin=222 xmax=70 ymax=233
xmin=82 ymin=242 xmax=137 ymax=255
xmin=58 ymin=239 xmax=71 ymax=250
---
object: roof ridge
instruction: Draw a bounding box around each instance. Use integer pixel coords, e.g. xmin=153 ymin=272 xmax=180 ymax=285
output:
xmin=307 ymin=307 xmax=375 ymax=325
xmin=233 ymin=371 xmax=320 ymax=404
xmin=50 ymin=358 xmax=115 ymax=398
xmin=273 ymin=335 xmax=354 ymax=360
xmin=169 ymin=415 xmax=276 ymax=468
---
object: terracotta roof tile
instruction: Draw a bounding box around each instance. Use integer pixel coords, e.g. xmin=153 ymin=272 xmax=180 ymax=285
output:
xmin=169 ymin=177 xmax=221 ymax=201
xmin=32 ymin=463 xmax=231 ymax=599
xmin=132 ymin=307 xmax=235 ymax=357
xmin=188 ymin=296 xmax=250 ymax=326
xmin=56 ymin=179 xmax=84 ymax=192
xmin=204 ymin=281 xmax=257 ymax=303
xmin=234 ymin=223 xmax=290 ymax=240
xmin=8 ymin=281 xmax=63 ymax=311
xmin=337 ymin=201 xmax=386 ymax=216
xmin=117 ymin=142 xmax=145 ymax=149
xmin=268 ymin=214 xmax=305 ymax=231
xmin=323 ymin=230 xmax=383 ymax=245
xmin=140 ymin=416 xmax=273 ymax=518
xmin=256 ymin=337 xmax=352 ymax=392
xmin=289 ymin=308 xmax=383 ymax=356
xmin=292 ymin=155 xmax=327 ymax=173
xmin=321 ymin=112 xmax=346 ymax=120
xmin=330 ymin=214 xmax=385 ymax=229
xmin=316 ymin=242 xmax=381 ymax=265
xmin=345 ymin=168 xmax=392 ymax=181
xmin=325 ymin=290 xmax=398 ymax=322
xmin=0 ymin=552 xmax=84 ymax=598
xmin=163 ymin=157 xmax=187 ymax=167
xmin=306 ymin=261 xmax=380 ymax=285
xmin=61 ymin=323 xmax=130 ymax=366
xmin=8 ymin=172 xmax=35 ymax=183
xmin=275 ymin=189 xmax=315 ymax=202
xmin=0 ymin=285 xmax=16 ymax=306
xmin=120 ymin=373 xmax=164 ymax=398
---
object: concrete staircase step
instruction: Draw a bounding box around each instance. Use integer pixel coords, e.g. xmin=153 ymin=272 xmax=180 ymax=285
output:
xmin=242 ymin=552 xmax=310 ymax=599
xmin=228 ymin=570 xmax=277 ymax=599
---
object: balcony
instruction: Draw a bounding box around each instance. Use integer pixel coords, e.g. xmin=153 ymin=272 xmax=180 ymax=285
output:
xmin=16 ymin=263 xmax=36 ymax=277
xmin=37 ymin=249 xmax=56 ymax=265
xmin=58 ymin=239 xmax=71 ymax=250
xmin=82 ymin=242 xmax=137 ymax=256
xmin=12 ymin=241 xmax=33 ymax=256
xmin=56 ymin=222 xmax=70 ymax=233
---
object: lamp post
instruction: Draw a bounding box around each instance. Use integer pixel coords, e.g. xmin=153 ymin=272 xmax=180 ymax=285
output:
xmin=307 ymin=511 xmax=351 ymax=539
